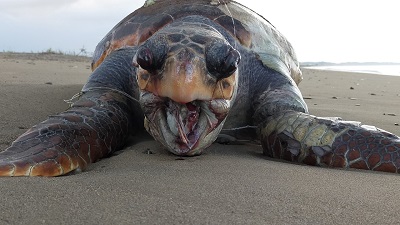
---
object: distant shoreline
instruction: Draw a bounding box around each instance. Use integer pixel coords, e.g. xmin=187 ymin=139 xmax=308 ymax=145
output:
xmin=301 ymin=61 xmax=400 ymax=67
xmin=0 ymin=52 xmax=91 ymax=63
xmin=2 ymin=51 xmax=399 ymax=76
xmin=303 ymin=64 xmax=400 ymax=77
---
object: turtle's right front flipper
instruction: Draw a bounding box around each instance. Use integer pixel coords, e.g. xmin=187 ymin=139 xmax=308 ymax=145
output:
xmin=0 ymin=48 xmax=140 ymax=176
xmin=259 ymin=111 xmax=400 ymax=173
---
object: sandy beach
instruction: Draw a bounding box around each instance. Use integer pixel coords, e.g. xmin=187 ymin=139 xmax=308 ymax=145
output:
xmin=1 ymin=52 xmax=400 ymax=224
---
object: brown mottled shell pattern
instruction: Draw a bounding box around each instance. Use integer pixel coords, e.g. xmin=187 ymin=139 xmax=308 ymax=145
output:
xmin=92 ymin=0 xmax=301 ymax=84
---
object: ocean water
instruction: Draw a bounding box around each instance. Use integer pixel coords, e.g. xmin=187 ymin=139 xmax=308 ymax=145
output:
xmin=304 ymin=65 xmax=400 ymax=76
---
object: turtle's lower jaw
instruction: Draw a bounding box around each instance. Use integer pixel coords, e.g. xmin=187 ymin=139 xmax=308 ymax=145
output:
xmin=140 ymin=91 xmax=230 ymax=156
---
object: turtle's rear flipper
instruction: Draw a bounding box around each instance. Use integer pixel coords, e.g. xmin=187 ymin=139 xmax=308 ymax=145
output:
xmin=0 ymin=90 xmax=131 ymax=176
xmin=259 ymin=111 xmax=400 ymax=173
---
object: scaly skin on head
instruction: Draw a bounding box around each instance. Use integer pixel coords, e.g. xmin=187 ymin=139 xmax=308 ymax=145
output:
xmin=134 ymin=21 xmax=240 ymax=155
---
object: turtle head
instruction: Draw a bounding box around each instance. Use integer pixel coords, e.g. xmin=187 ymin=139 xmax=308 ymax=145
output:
xmin=133 ymin=22 xmax=241 ymax=156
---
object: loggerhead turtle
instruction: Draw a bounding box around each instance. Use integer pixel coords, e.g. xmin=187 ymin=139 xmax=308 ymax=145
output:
xmin=1 ymin=0 xmax=399 ymax=176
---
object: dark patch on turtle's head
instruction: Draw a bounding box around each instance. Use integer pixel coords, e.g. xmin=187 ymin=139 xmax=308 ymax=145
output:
xmin=133 ymin=21 xmax=241 ymax=156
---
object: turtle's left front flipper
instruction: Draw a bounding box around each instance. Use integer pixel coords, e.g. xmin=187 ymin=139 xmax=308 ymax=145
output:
xmin=0 ymin=90 xmax=132 ymax=176
xmin=259 ymin=111 xmax=400 ymax=173
xmin=0 ymin=48 xmax=140 ymax=176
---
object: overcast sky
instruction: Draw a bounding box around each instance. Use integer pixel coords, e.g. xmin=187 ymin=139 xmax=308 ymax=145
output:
xmin=0 ymin=0 xmax=399 ymax=63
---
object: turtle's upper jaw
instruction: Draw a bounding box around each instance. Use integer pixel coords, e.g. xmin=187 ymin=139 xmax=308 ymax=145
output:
xmin=141 ymin=91 xmax=230 ymax=155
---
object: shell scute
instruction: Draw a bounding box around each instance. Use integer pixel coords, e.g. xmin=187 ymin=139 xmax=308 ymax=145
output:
xmin=92 ymin=0 xmax=301 ymax=85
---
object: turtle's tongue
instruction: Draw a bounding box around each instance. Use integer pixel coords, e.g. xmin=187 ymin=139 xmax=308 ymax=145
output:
xmin=166 ymin=101 xmax=201 ymax=149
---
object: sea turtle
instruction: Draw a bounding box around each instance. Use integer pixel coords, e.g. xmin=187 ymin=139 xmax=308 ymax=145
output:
xmin=1 ymin=0 xmax=399 ymax=176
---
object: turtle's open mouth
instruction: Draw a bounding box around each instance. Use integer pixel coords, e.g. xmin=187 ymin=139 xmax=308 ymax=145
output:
xmin=140 ymin=91 xmax=229 ymax=155
xmin=166 ymin=101 xmax=204 ymax=149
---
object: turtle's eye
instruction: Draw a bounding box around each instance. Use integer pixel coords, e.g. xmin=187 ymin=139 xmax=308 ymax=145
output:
xmin=206 ymin=41 xmax=241 ymax=80
xmin=137 ymin=35 xmax=168 ymax=72
xmin=222 ymin=49 xmax=241 ymax=76
xmin=137 ymin=47 xmax=154 ymax=71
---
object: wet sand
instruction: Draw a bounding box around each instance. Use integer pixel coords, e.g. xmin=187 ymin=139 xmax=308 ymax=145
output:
xmin=0 ymin=53 xmax=400 ymax=224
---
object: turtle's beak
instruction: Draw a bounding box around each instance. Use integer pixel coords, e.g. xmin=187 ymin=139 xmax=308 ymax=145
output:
xmin=140 ymin=91 xmax=230 ymax=155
